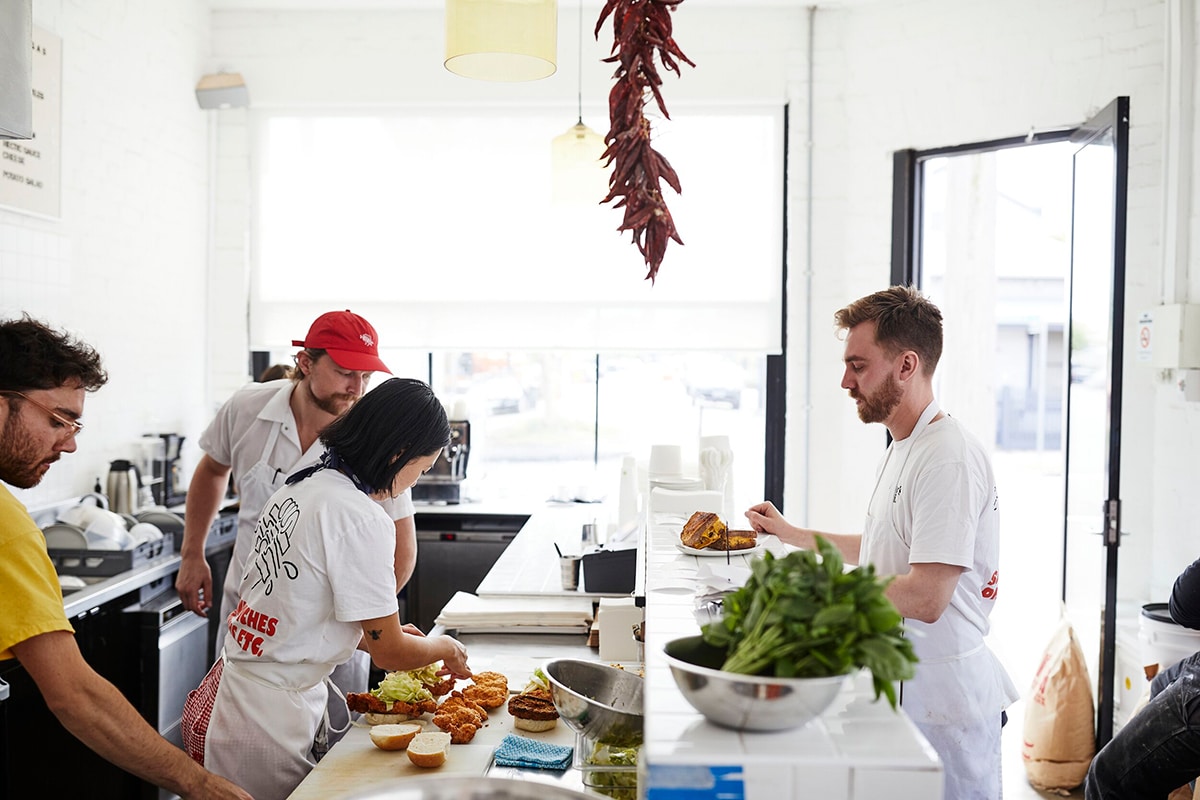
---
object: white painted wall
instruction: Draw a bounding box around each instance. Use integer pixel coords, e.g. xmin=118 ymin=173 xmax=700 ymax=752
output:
xmin=2 ymin=0 xmax=1195 ymax=611
xmin=1 ymin=0 xmax=214 ymax=509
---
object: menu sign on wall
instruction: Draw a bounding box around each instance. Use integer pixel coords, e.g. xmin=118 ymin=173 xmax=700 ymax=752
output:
xmin=0 ymin=26 xmax=61 ymax=219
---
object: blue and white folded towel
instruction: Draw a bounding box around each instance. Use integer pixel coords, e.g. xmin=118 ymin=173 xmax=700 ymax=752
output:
xmin=493 ymin=733 xmax=574 ymax=770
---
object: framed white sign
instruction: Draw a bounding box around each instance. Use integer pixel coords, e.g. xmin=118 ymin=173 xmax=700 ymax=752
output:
xmin=0 ymin=25 xmax=61 ymax=219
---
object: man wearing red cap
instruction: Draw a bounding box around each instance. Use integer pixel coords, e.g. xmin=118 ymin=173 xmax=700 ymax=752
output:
xmin=174 ymin=310 xmax=412 ymax=745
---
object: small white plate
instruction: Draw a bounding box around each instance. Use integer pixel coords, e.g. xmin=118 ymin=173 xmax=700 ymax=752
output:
xmin=674 ymin=542 xmax=763 ymax=558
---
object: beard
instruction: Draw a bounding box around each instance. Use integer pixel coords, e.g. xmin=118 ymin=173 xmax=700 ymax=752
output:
xmin=851 ymin=373 xmax=903 ymax=425
xmin=306 ymin=382 xmax=359 ymax=416
xmin=0 ymin=415 xmax=55 ymax=488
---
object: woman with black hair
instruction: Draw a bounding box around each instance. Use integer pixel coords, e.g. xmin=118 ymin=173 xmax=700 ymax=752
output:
xmin=182 ymin=378 xmax=471 ymax=800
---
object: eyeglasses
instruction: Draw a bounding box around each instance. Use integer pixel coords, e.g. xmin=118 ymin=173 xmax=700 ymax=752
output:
xmin=0 ymin=390 xmax=84 ymax=436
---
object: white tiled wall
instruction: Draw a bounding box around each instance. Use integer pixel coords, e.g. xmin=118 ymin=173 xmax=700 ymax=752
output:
xmin=1 ymin=0 xmax=215 ymax=508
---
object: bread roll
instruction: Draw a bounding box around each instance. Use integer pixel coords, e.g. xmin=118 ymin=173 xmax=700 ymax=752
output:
xmin=363 ymin=711 xmax=415 ymax=726
xmin=407 ymin=731 xmax=451 ymax=768
xmin=368 ymin=722 xmax=423 ymax=751
xmin=512 ymin=717 xmax=558 ymax=732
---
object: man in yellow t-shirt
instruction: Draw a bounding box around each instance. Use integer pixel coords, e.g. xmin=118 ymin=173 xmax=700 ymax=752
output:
xmin=0 ymin=315 xmax=252 ymax=800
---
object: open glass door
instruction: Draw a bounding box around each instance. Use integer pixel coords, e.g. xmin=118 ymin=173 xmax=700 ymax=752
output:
xmin=893 ymin=96 xmax=1130 ymax=749
xmin=1062 ymin=96 xmax=1129 ymax=747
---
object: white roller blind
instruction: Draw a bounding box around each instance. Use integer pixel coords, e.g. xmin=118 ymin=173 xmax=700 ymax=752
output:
xmin=250 ymin=106 xmax=783 ymax=352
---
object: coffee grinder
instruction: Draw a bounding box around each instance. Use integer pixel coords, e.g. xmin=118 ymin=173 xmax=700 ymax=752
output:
xmin=149 ymin=433 xmax=188 ymax=507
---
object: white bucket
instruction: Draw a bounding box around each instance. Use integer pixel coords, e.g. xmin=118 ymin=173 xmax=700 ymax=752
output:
xmin=1138 ymin=603 xmax=1200 ymax=673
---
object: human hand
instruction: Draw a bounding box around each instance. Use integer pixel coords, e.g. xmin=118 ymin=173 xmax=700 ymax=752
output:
xmin=400 ymin=623 xmax=426 ymax=638
xmin=436 ymin=636 xmax=471 ymax=680
xmin=744 ymin=501 xmax=787 ymax=535
xmin=175 ymin=555 xmax=213 ymax=617
xmin=181 ymin=770 xmax=254 ymax=800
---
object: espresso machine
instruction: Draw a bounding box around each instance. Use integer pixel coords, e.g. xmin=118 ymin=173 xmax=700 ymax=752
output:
xmin=412 ymin=420 xmax=469 ymax=504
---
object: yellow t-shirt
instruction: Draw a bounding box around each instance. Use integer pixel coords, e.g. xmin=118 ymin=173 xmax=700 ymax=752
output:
xmin=0 ymin=485 xmax=73 ymax=660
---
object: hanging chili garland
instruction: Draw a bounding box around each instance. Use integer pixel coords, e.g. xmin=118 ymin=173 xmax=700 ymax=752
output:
xmin=595 ymin=0 xmax=695 ymax=284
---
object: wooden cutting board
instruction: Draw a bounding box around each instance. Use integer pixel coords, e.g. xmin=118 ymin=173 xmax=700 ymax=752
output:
xmin=288 ymin=690 xmax=578 ymax=799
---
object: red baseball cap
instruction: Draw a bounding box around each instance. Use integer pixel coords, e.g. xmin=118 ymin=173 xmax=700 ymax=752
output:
xmin=291 ymin=310 xmax=391 ymax=374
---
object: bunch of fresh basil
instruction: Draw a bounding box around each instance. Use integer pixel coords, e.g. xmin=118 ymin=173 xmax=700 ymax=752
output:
xmin=701 ymin=535 xmax=918 ymax=709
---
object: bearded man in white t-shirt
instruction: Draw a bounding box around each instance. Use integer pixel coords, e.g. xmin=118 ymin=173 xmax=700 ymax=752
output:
xmin=746 ymin=285 xmax=1018 ymax=800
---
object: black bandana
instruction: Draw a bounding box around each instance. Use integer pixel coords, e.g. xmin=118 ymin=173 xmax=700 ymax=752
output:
xmin=285 ymin=447 xmax=374 ymax=496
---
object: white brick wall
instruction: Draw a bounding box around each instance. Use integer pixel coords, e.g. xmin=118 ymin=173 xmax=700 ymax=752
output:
xmin=787 ymin=0 xmax=1172 ymax=608
xmin=1 ymin=0 xmax=212 ymax=507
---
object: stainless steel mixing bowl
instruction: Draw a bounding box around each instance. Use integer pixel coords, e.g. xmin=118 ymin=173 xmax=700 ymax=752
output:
xmin=543 ymin=659 xmax=644 ymax=747
xmin=663 ymin=635 xmax=848 ymax=731
xmin=348 ymin=776 xmax=594 ymax=800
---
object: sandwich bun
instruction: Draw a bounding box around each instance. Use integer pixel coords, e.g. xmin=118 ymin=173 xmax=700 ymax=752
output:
xmin=363 ymin=711 xmax=415 ymax=726
xmin=407 ymin=731 xmax=452 ymax=768
xmin=512 ymin=717 xmax=558 ymax=732
xmin=368 ymin=722 xmax=423 ymax=751
xmin=507 ymin=687 xmax=559 ymax=733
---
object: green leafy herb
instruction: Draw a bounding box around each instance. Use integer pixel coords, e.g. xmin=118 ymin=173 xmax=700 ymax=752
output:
xmin=700 ymin=535 xmax=918 ymax=708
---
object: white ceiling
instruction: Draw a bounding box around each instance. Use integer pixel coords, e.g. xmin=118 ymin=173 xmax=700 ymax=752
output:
xmin=207 ymin=1 xmax=870 ymax=9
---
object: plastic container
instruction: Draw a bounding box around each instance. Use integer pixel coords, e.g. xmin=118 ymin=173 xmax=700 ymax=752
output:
xmin=1139 ymin=602 xmax=1200 ymax=673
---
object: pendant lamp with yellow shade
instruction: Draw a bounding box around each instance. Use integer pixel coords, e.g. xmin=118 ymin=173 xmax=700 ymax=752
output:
xmin=445 ymin=0 xmax=558 ymax=82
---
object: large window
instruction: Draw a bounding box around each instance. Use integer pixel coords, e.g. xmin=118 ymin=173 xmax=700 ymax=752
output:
xmin=252 ymin=106 xmax=781 ymax=510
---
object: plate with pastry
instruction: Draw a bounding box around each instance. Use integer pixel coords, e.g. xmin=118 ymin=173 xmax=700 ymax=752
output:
xmin=676 ymin=511 xmax=760 ymax=556
xmin=675 ymin=541 xmax=762 ymax=557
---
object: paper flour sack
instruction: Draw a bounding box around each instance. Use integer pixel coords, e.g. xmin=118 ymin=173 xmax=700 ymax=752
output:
xmin=1022 ymin=619 xmax=1096 ymax=792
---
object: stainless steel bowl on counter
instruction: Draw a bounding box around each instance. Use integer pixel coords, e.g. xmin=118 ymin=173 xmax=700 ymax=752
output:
xmin=347 ymin=776 xmax=594 ymax=800
xmin=663 ymin=635 xmax=848 ymax=732
xmin=544 ymin=659 xmax=644 ymax=747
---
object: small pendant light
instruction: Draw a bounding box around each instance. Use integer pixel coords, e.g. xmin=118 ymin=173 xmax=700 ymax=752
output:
xmin=551 ymin=0 xmax=607 ymax=205
xmin=445 ymin=0 xmax=558 ymax=82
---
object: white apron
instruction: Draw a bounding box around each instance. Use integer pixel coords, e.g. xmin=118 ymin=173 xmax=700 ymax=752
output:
xmin=862 ymin=401 xmax=1015 ymax=800
xmin=202 ymin=654 xmax=348 ymax=800
xmin=216 ymin=422 xmax=369 ymax=743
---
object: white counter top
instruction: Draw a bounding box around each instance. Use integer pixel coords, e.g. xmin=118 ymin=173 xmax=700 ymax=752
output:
xmin=640 ymin=519 xmax=943 ymax=800
xmin=475 ymin=502 xmax=633 ymax=599
xmin=294 ymin=503 xmax=942 ymax=800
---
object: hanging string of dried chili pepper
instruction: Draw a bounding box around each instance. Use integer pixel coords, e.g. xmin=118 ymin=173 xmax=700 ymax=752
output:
xmin=595 ymin=0 xmax=695 ymax=284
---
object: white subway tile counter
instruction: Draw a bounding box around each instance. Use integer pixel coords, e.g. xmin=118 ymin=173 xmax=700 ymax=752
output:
xmin=641 ymin=520 xmax=943 ymax=800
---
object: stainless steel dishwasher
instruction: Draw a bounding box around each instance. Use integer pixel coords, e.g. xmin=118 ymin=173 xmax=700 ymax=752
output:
xmin=407 ymin=513 xmax=529 ymax=633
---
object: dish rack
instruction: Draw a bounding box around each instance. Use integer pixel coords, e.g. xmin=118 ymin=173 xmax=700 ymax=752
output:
xmin=47 ymin=536 xmax=170 ymax=577
xmin=573 ymin=732 xmax=639 ymax=800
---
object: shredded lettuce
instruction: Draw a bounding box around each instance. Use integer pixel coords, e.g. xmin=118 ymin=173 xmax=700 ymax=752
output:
xmin=587 ymin=742 xmax=639 ymax=767
xmin=523 ymin=667 xmax=550 ymax=694
xmin=370 ymin=664 xmax=440 ymax=704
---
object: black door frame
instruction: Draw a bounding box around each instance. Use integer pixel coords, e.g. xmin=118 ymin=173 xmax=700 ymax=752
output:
xmin=889 ymin=96 xmax=1130 ymax=747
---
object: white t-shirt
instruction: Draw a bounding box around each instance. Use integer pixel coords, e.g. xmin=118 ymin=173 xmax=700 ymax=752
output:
xmin=860 ymin=407 xmax=1016 ymax=800
xmin=199 ymin=379 xmax=415 ymax=523
xmin=861 ymin=411 xmax=1001 ymax=662
xmin=224 ymin=469 xmax=399 ymax=670
xmin=200 ymin=379 xmax=413 ymax=627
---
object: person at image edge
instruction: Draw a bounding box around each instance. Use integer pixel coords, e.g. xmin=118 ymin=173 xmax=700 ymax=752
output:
xmin=174 ymin=309 xmax=415 ymax=742
xmin=746 ymin=286 xmax=1018 ymax=800
xmin=0 ymin=315 xmax=253 ymax=800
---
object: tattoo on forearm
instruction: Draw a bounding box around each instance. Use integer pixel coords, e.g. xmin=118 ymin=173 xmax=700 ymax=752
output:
xmin=367 ymin=629 xmax=382 ymax=641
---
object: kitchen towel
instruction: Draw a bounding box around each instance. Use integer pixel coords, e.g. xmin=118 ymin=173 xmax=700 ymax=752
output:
xmin=493 ymin=734 xmax=573 ymax=770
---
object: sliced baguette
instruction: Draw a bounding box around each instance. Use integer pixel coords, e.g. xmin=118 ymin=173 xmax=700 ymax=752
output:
xmin=368 ymin=722 xmax=423 ymax=751
xmin=406 ymin=731 xmax=452 ymax=768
